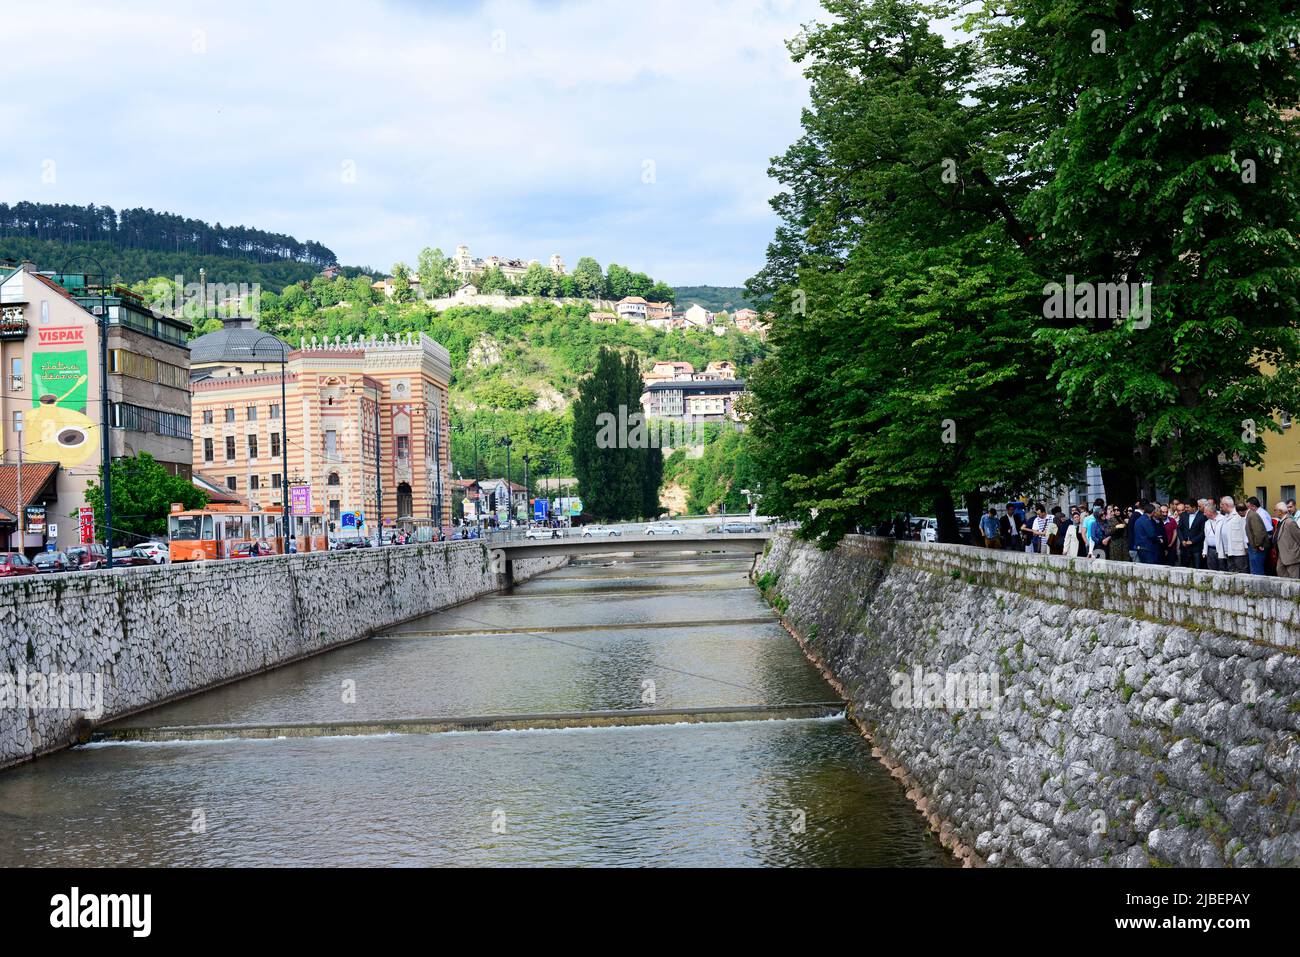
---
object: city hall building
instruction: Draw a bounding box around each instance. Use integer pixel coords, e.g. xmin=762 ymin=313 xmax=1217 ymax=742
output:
xmin=188 ymin=317 xmax=452 ymax=532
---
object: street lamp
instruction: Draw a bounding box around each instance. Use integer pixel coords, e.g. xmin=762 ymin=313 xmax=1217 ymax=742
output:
xmin=247 ymin=335 xmax=290 ymax=551
xmin=522 ymin=453 xmax=531 ymax=526
xmin=59 ymin=256 xmax=113 ymax=569
xmin=13 ymin=416 xmax=22 ymax=554
xmin=498 ymin=435 xmax=513 ymax=537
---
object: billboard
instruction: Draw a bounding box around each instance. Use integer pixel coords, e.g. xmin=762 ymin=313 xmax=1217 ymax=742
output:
xmin=27 ymin=350 xmax=96 ymax=467
xmin=290 ymin=485 xmax=312 ymax=516
xmin=79 ymin=506 xmax=95 ymax=545
xmin=25 ymin=506 xmax=46 ymax=535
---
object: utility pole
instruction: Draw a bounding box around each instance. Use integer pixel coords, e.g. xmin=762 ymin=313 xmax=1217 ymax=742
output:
xmin=499 ymin=435 xmax=513 ymax=539
xmin=14 ymin=418 xmax=23 ymax=555
xmin=433 ymin=392 xmax=444 ymax=538
xmin=60 ymin=257 xmax=113 ymax=568
xmin=374 ymin=386 xmax=382 ymax=542
xmin=522 ymin=453 xmax=531 ymax=526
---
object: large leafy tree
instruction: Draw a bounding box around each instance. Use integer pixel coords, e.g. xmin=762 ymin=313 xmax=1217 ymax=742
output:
xmin=995 ymin=0 xmax=1300 ymax=500
xmin=571 ymin=257 xmax=608 ymax=300
xmin=416 ymin=247 xmax=457 ymax=299
xmin=747 ymin=0 xmax=1087 ymax=543
xmin=82 ymin=453 xmax=208 ymax=547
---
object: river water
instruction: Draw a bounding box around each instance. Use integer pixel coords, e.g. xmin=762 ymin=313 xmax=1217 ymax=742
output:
xmin=0 ymin=555 xmax=952 ymax=867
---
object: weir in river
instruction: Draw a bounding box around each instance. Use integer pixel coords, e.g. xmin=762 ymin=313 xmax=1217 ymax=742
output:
xmin=0 ymin=555 xmax=952 ymax=867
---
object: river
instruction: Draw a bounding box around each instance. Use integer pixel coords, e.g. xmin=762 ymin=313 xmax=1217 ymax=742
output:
xmin=0 ymin=554 xmax=952 ymax=867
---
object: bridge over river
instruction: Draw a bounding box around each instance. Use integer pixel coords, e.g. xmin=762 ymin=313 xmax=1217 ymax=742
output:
xmin=0 ymin=549 xmax=952 ymax=867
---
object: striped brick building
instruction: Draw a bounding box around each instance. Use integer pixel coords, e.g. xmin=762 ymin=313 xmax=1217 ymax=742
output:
xmin=189 ymin=319 xmax=452 ymax=533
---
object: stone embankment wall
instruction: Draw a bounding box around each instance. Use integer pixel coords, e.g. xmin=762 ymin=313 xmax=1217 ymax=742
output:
xmin=0 ymin=542 xmax=565 ymax=769
xmin=755 ymin=534 xmax=1300 ymax=867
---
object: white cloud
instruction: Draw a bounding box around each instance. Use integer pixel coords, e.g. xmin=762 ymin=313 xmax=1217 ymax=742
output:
xmin=0 ymin=0 xmax=824 ymax=285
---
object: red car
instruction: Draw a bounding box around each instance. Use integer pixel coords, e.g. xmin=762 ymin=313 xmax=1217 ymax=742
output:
xmin=0 ymin=552 xmax=39 ymax=577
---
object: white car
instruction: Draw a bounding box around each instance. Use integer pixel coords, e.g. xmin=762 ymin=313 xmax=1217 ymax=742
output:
xmin=525 ymin=527 xmax=560 ymax=540
xmin=917 ymin=518 xmax=938 ymax=543
xmin=135 ymin=542 xmax=169 ymax=564
xmin=643 ymin=522 xmax=682 ymax=535
xmin=580 ymin=526 xmax=623 ymax=538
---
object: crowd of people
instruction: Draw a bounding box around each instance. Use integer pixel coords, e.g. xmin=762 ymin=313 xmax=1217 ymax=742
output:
xmin=975 ymin=497 xmax=1300 ymax=578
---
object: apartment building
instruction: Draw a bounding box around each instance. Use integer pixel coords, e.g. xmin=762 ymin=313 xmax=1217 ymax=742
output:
xmin=0 ymin=261 xmax=192 ymax=553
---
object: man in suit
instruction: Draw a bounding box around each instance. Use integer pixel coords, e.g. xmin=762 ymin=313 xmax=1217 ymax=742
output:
xmin=1177 ymin=499 xmax=1206 ymax=569
xmin=999 ymin=504 xmax=1021 ymax=550
xmin=1275 ymin=502 xmax=1300 ymax=578
xmin=1245 ymin=497 xmax=1271 ymax=576
xmin=1132 ymin=503 xmax=1163 ymax=564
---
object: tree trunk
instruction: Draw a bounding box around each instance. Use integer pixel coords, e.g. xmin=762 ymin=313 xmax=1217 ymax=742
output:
xmin=1101 ymin=465 xmax=1137 ymax=509
xmin=964 ymin=491 xmax=985 ymax=544
xmin=1184 ymin=454 xmax=1223 ymax=504
xmin=934 ymin=487 xmax=961 ymax=544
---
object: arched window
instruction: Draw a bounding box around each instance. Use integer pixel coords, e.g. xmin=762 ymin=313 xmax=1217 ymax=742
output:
xmin=327 ymin=472 xmax=341 ymax=487
xmin=397 ymin=482 xmax=413 ymax=518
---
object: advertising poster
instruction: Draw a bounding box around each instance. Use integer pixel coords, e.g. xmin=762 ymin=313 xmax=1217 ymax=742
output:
xmin=26 ymin=350 xmax=96 ymax=467
xmin=290 ymin=485 xmax=312 ymax=516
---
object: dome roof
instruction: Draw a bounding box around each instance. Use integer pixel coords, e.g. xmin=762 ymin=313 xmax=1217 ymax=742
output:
xmin=189 ymin=322 xmax=289 ymax=366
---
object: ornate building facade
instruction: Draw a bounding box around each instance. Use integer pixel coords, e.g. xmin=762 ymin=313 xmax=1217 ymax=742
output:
xmin=189 ymin=319 xmax=451 ymax=533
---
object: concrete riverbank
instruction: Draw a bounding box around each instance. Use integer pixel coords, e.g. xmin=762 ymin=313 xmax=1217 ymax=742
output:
xmin=755 ymin=533 xmax=1300 ymax=867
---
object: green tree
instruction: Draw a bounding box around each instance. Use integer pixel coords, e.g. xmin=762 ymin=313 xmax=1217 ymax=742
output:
xmin=572 ymin=257 xmax=607 ymax=300
xmin=476 ymin=266 xmax=511 ymax=294
xmin=570 ymin=347 xmax=660 ymax=519
xmin=389 ymin=262 xmax=414 ymax=303
xmin=606 ymin=263 xmax=633 ymax=299
xmin=746 ymin=0 xmax=1087 ymax=543
xmin=645 ymin=281 xmax=676 ymax=304
xmin=416 ymin=247 xmax=458 ymax=299
xmin=82 ymin=453 xmax=208 ymax=547
xmin=990 ymin=0 xmax=1300 ymax=500
xmin=521 ymin=262 xmax=553 ymax=296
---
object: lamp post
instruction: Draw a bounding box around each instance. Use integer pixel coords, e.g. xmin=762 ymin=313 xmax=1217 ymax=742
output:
xmin=14 ymin=417 xmax=22 ymax=554
xmin=59 ymin=256 xmax=112 ymax=569
xmin=498 ymin=435 xmax=513 ymax=538
xmin=432 ymin=393 xmax=444 ymax=539
xmin=249 ymin=335 xmax=290 ymax=550
xmin=522 ymin=453 xmax=531 ymax=526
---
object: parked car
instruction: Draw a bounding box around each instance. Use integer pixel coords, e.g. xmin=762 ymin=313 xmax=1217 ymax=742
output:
xmin=708 ymin=522 xmax=761 ymax=534
xmin=33 ymin=551 xmax=76 ymax=573
xmin=134 ymin=541 xmax=169 ymax=564
xmin=916 ymin=518 xmax=939 ymax=543
xmin=0 ymin=552 xmax=38 ymax=577
xmin=67 ymin=543 xmax=109 ymax=569
xmin=110 ymin=547 xmax=156 ymax=567
xmin=643 ymin=522 xmax=682 ymax=535
xmin=228 ymin=541 xmax=274 ymax=559
xmin=525 ymin=526 xmax=561 ymax=540
xmin=580 ymin=526 xmax=623 ymax=538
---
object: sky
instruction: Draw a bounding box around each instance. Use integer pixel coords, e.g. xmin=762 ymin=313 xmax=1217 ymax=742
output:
xmin=0 ymin=0 xmax=825 ymax=287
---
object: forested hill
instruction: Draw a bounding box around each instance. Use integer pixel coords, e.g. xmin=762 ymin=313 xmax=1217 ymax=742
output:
xmin=0 ymin=201 xmax=361 ymax=288
xmin=671 ymin=285 xmax=757 ymax=312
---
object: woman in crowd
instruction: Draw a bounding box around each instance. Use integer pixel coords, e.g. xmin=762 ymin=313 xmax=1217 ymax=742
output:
xmin=1105 ymin=505 xmax=1129 ymax=561
xmin=1060 ymin=507 xmax=1087 ymax=558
